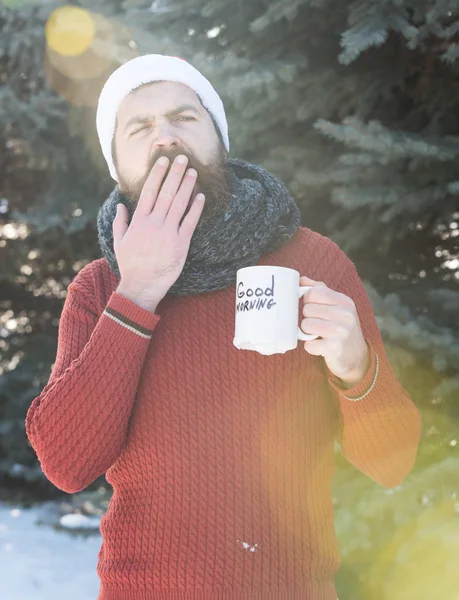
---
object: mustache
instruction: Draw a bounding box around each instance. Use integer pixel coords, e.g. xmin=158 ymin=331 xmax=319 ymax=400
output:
xmin=120 ymin=143 xmax=231 ymax=219
xmin=146 ymin=147 xmax=203 ymax=176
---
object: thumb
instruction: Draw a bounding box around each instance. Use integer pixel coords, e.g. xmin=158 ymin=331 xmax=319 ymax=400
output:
xmin=112 ymin=203 xmax=128 ymax=248
xmin=300 ymin=275 xmax=327 ymax=287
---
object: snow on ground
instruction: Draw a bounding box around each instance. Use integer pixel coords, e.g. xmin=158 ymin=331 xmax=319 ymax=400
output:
xmin=0 ymin=501 xmax=102 ymax=600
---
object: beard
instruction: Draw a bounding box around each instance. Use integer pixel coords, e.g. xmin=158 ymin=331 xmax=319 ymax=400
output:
xmin=117 ymin=143 xmax=233 ymax=233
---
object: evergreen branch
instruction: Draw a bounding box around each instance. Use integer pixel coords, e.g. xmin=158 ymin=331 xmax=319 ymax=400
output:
xmin=314 ymin=116 xmax=459 ymax=160
xmin=364 ymin=280 xmax=459 ymax=379
xmin=250 ymin=0 xmax=311 ymax=33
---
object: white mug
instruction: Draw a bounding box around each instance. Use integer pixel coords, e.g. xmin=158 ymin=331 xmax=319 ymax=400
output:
xmin=233 ymin=265 xmax=320 ymax=355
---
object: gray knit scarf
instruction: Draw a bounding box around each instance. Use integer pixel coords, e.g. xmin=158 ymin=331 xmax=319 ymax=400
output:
xmin=96 ymin=157 xmax=300 ymax=296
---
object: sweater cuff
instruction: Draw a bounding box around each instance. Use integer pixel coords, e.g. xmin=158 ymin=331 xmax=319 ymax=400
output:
xmin=327 ymin=341 xmax=379 ymax=401
xmin=103 ymin=291 xmax=161 ymax=339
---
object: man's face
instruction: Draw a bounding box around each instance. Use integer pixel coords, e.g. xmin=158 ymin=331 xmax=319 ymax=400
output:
xmin=112 ymin=81 xmax=232 ymax=228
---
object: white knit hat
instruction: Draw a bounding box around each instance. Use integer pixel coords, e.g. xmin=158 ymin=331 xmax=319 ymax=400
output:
xmin=96 ymin=54 xmax=230 ymax=182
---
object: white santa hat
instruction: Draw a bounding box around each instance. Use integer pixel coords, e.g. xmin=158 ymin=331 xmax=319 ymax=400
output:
xmin=96 ymin=54 xmax=230 ymax=182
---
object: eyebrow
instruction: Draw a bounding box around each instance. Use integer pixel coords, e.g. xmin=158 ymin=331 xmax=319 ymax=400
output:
xmin=123 ymin=104 xmax=201 ymax=133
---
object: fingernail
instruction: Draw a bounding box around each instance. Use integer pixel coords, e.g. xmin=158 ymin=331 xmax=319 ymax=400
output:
xmin=177 ymin=155 xmax=187 ymax=164
xmin=158 ymin=156 xmax=168 ymax=166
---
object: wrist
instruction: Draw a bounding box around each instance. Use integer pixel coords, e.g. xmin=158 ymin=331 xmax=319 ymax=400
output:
xmin=116 ymin=284 xmax=162 ymax=313
xmin=338 ymin=342 xmax=371 ymax=389
xmin=338 ymin=371 xmax=366 ymax=389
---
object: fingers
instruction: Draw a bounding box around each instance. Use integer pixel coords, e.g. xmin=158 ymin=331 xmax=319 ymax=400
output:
xmin=112 ymin=203 xmax=128 ymax=253
xmin=151 ymin=154 xmax=191 ymax=222
xmin=302 ymin=285 xmax=341 ymax=306
xmin=300 ymin=317 xmax=335 ymax=338
xmin=133 ymin=156 xmax=171 ymax=218
xmin=300 ymin=275 xmax=354 ymax=309
xmin=300 ymin=276 xmax=327 ymax=287
xmin=302 ymin=337 xmax=326 ymax=355
xmin=303 ymin=302 xmax=333 ymax=320
xmin=179 ymin=193 xmax=206 ymax=239
xmin=165 ymin=167 xmax=198 ymax=226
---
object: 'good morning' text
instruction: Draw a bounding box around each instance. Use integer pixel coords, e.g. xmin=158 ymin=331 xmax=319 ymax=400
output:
xmin=236 ymin=275 xmax=277 ymax=312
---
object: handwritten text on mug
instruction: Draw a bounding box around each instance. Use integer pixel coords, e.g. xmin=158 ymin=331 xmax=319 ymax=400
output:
xmin=236 ymin=275 xmax=277 ymax=312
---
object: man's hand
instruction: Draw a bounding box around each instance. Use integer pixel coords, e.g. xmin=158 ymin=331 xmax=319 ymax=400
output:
xmin=299 ymin=275 xmax=371 ymax=387
xmin=113 ymin=154 xmax=205 ymax=310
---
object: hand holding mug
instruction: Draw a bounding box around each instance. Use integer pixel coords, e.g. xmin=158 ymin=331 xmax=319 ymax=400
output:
xmin=299 ymin=275 xmax=370 ymax=384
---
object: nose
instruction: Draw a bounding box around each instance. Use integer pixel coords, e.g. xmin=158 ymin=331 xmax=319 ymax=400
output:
xmin=151 ymin=123 xmax=181 ymax=152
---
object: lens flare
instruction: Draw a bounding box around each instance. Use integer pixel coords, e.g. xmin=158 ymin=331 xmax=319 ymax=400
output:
xmin=366 ymin=497 xmax=459 ymax=599
xmin=44 ymin=8 xmax=138 ymax=108
xmin=45 ymin=6 xmax=95 ymax=57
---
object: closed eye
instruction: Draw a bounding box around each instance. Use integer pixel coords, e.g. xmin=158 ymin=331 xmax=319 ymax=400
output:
xmin=131 ymin=116 xmax=195 ymax=135
xmin=132 ymin=126 xmax=148 ymax=135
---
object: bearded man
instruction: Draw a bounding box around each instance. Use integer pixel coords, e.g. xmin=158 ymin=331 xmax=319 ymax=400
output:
xmin=26 ymin=54 xmax=421 ymax=600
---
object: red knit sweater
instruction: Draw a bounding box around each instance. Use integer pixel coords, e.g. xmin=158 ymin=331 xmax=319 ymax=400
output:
xmin=25 ymin=226 xmax=421 ymax=600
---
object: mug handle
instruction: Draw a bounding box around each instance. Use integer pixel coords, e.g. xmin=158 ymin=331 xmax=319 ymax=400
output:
xmin=297 ymin=285 xmax=320 ymax=342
